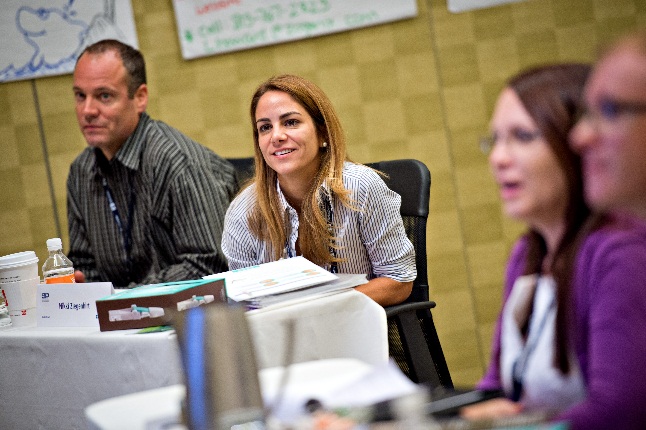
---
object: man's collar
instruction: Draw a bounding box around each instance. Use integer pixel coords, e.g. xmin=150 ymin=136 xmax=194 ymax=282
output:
xmin=110 ymin=112 xmax=150 ymax=171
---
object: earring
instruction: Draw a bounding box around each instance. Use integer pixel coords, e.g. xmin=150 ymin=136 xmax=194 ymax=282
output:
xmin=322 ymin=142 xmax=328 ymax=148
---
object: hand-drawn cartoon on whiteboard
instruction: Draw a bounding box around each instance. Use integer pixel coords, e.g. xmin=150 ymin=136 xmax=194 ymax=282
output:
xmin=0 ymin=0 xmax=138 ymax=83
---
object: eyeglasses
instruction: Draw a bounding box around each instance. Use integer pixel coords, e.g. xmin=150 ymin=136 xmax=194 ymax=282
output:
xmin=577 ymin=97 xmax=646 ymax=129
xmin=479 ymin=128 xmax=542 ymax=154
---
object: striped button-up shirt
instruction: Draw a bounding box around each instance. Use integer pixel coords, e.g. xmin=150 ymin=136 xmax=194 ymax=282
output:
xmin=222 ymin=162 xmax=416 ymax=282
xmin=67 ymin=113 xmax=237 ymax=287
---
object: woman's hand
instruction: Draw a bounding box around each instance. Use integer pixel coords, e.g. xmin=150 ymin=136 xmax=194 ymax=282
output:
xmin=460 ymin=398 xmax=523 ymax=420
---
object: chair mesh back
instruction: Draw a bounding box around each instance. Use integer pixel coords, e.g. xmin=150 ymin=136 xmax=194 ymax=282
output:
xmin=387 ymin=318 xmax=411 ymax=378
xmin=387 ymin=307 xmax=453 ymax=388
xmin=401 ymin=215 xmax=429 ymax=303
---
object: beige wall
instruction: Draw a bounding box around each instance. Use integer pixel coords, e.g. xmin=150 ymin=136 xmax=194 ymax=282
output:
xmin=1 ymin=0 xmax=644 ymax=385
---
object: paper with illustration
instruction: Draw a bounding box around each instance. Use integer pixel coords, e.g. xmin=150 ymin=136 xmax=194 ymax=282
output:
xmin=203 ymin=256 xmax=339 ymax=302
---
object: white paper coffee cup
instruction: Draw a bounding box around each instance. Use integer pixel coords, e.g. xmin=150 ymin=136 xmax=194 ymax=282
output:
xmin=8 ymin=307 xmax=36 ymax=327
xmin=1 ymin=277 xmax=39 ymax=310
xmin=0 ymin=311 xmax=12 ymax=329
xmin=0 ymin=251 xmax=39 ymax=283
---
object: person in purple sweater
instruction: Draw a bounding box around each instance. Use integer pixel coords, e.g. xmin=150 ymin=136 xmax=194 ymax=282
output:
xmin=462 ymin=62 xmax=646 ymax=429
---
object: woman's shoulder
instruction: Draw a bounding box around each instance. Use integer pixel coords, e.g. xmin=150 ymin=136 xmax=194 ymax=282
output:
xmin=576 ymin=213 xmax=646 ymax=277
xmin=228 ymin=183 xmax=257 ymax=211
xmin=341 ymin=161 xmax=386 ymax=187
xmin=581 ymin=213 xmax=646 ymax=253
xmin=342 ymin=161 xmax=377 ymax=175
xmin=339 ymin=162 xmax=392 ymax=204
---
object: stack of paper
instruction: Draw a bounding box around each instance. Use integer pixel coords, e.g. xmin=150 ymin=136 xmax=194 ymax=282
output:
xmin=203 ymin=257 xmax=368 ymax=308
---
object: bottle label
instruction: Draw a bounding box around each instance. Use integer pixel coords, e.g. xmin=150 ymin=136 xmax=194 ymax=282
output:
xmin=44 ymin=268 xmax=75 ymax=284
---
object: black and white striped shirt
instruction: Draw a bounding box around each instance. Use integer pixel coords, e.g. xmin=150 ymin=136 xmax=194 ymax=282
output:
xmin=67 ymin=113 xmax=237 ymax=288
xmin=222 ymin=162 xmax=416 ymax=282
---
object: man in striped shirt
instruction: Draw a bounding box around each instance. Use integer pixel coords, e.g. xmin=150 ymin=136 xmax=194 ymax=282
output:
xmin=67 ymin=39 xmax=236 ymax=288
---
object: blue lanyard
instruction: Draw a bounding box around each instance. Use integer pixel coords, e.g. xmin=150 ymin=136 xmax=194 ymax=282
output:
xmin=101 ymin=175 xmax=135 ymax=272
xmin=511 ymin=293 xmax=556 ymax=401
xmin=285 ymin=240 xmax=294 ymax=258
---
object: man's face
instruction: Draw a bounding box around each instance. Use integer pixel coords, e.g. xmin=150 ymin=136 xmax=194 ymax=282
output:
xmin=72 ymin=51 xmax=147 ymax=160
xmin=570 ymin=45 xmax=646 ymax=218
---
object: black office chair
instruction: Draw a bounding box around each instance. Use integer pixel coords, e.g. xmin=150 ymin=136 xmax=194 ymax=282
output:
xmin=366 ymin=159 xmax=453 ymax=389
xmin=226 ymin=157 xmax=255 ymax=192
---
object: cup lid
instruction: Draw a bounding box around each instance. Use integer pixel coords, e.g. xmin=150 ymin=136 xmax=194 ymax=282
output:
xmin=0 ymin=251 xmax=39 ymax=270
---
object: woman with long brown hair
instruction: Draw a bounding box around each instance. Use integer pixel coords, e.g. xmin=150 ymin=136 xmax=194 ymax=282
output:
xmin=463 ymin=64 xmax=646 ymax=429
xmin=221 ymin=74 xmax=415 ymax=306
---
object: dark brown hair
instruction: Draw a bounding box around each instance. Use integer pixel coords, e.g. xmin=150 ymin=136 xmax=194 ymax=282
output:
xmin=508 ymin=63 xmax=591 ymax=374
xmin=77 ymin=39 xmax=146 ymax=98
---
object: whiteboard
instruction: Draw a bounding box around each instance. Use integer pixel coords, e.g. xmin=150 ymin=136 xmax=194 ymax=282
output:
xmin=0 ymin=0 xmax=138 ymax=83
xmin=172 ymin=0 xmax=418 ymax=60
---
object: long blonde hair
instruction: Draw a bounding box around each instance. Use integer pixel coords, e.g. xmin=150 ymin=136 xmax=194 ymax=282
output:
xmin=248 ymin=75 xmax=352 ymax=264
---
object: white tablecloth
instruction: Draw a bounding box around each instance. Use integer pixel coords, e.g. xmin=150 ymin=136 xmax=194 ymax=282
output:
xmin=0 ymin=326 xmax=182 ymax=430
xmin=0 ymin=289 xmax=387 ymax=430
xmin=247 ymin=289 xmax=388 ymax=368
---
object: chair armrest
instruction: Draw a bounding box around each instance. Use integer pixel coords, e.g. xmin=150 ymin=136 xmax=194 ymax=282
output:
xmin=385 ymin=301 xmax=436 ymax=318
xmin=384 ymin=300 xmax=452 ymax=388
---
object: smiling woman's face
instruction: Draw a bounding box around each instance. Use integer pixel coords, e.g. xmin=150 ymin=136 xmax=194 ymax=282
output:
xmin=488 ymin=88 xmax=569 ymax=232
xmin=254 ymin=90 xmax=323 ymax=189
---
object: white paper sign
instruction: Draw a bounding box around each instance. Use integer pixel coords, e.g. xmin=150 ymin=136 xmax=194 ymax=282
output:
xmin=447 ymin=0 xmax=528 ymax=13
xmin=37 ymin=282 xmax=114 ymax=327
xmin=172 ymin=0 xmax=418 ymax=59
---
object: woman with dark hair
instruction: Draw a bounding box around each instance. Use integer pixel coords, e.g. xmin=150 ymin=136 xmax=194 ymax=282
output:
xmin=221 ymin=74 xmax=415 ymax=306
xmin=462 ymin=64 xmax=646 ymax=428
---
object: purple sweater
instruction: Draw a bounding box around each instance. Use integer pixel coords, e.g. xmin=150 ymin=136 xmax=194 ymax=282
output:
xmin=478 ymin=214 xmax=646 ymax=430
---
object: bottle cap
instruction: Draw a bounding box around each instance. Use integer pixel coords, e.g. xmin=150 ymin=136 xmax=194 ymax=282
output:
xmin=46 ymin=238 xmax=63 ymax=251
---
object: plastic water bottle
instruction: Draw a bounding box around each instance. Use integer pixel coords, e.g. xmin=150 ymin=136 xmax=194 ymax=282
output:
xmin=42 ymin=238 xmax=75 ymax=284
